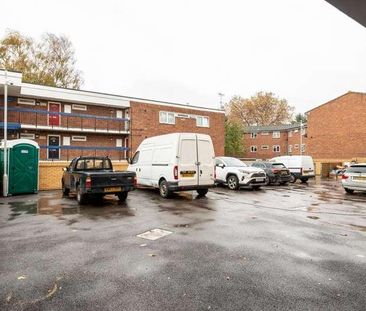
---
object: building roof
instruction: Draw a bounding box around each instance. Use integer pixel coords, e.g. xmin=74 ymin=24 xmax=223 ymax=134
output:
xmin=244 ymin=123 xmax=306 ymax=133
xmin=0 ymin=69 xmax=224 ymax=114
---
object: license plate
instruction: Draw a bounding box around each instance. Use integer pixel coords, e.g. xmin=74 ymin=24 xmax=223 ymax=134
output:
xmin=104 ymin=187 xmax=122 ymax=193
xmin=181 ymin=173 xmax=195 ymax=178
xmin=303 ymin=170 xmax=312 ymax=175
xmin=353 ymin=176 xmax=366 ymax=181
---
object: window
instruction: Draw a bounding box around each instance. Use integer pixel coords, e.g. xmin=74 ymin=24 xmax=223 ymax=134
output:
xmin=294 ymin=144 xmax=299 ymax=149
xmin=76 ymin=158 xmax=112 ymax=170
xmin=288 ymin=131 xmax=293 ymax=137
xmin=18 ymin=98 xmax=35 ymax=106
xmin=64 ymin=105 xmax=72 ymax=113
xmin=63 ymin=136 xmax=71 ymax=146
xmin=250 ymin=146 xmax=257 ymax=152
xmin=116 ymin=139 xmax=123 ymax=147
xmin=72 ymin=135 xmax=87 ymax=142
xmin=72 ymin=104 xmax=87 ymax=111
xmin=288 ymin=145 xmax=293 ymax=153
xmin=131 ymin=151 xmax=140 ymax=164
xmin=20 ymin=133 xmax=35 ymax=140
xmin=301 ymin=144 xmax=306 ymax=152
xmin=116 ymin=110 xmax=123 ymax=119
xmin=159 ymin=111 xmax=175 ymax=124
xmin=272 ymin=131 xmax=280 ymax=138
xmin=301 ymin=128 xmax=306 ymax=135
xmin=261 ymin=132 xmax=269 ymax=136
xmin=261 ymin=145 xmax=269 ymax=150
xmin=250 ymin=133 xmax=257 ymax=139
xmin=273 ymin=145 xmax=280 ymax=152
xmin=196 ymin=116 xmax=209 ymax=127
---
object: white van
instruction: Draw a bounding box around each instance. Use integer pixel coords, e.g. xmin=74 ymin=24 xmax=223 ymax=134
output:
xmin=128 ymin=133 xmax=216 ymax=198
xmin=269 ymin=155 xmax=315 ymax=183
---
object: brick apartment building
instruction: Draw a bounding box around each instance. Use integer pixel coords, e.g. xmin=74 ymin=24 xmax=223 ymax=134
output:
xmin=243 ymin=123 xmax=307 ymax=159
xmin=0 ymin=70 xmax=225 ymax=161
xmin=307 ymin=92 xmax=366 ymax=161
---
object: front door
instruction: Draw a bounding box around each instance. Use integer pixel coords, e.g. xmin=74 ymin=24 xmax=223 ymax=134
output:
xmin=48 ymin=103 xmax=60 ymax=126
xmin=48 ymin=135 xmax=60 ymax=160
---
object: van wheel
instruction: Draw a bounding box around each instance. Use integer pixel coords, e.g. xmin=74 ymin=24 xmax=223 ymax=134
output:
xmin=252 ymin=186 xmax=261 ymax=190
xmin=197 ymin=189 xmax=208 ymax=196
xmin=227 ymin=175 xmax=239 ymax=190
xmin=118 ymin=191 xmax=128 ymax=202
xmin=62 ymin=180 xmax=70 ymax=196
xmin=300 ymin=177 xmax=309 ymax=183
xmin=290 ymin=174 xmax=297 ymax=183
xmin=76 ymin=186 xmax=87 ymax=205
xmin=159 ymin=180 xmax=172 ymax=198
xmin=345 ymin=188 xmax=354 ymax=194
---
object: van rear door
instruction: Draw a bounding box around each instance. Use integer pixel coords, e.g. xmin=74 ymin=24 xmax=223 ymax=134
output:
xmin=179 ymin=135 xmax=199 ymax=187
xmin=197 ymin=136 xmax=215 ymax=186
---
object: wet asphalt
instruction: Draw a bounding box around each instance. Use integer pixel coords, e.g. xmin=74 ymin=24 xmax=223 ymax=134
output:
xmin=0 ymin=179 xmax=365 ymax=311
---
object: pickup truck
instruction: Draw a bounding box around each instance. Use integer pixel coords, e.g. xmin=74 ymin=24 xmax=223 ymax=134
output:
xmin=61 ymin=156 xmax=136 ymax=204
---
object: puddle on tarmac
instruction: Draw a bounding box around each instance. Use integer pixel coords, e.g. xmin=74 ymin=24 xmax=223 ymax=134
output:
xmin=349 ymin=224 xmax=366 ymax=232
xmin=307 ymin=216 xmax=320 ymax=220
xmin=6 ymin=193 xmax=136 ymax=221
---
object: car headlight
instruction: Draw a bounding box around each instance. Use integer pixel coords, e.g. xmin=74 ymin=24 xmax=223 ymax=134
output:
xmin=238 ymin=169 xmax=251 ymax=174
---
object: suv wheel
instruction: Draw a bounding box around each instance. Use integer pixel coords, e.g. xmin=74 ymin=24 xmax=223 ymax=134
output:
xmin=227 ymin=175 xmax=239 ymax=190
xmin=290 ymin=174 xmax=297 ymax=183
xmin=197 ymin=189 xmax=208 ymax=196
xmin=345 ymin=188 xmax=354 ymax=194
xmin=159 ymin=180 xmax=172 ymax=198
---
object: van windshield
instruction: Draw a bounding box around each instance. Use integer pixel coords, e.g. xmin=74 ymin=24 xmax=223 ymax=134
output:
xmin=222 ymin=157 xmax=247 ymax=167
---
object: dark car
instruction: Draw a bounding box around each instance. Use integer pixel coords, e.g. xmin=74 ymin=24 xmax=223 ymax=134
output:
xmin=251 ymin=161 xmax=291 ymax=185
xmin=62 ymin=156 xmax=136 ymax=204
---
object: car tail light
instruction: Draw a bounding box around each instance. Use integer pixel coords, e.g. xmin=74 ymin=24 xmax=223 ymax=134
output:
xmin=342 ymin=174 xmax=349 ymax=180
xmin=174 ymin=165 xmax=178 ymax=180
xmin=272 ymin=169 xmax=279 ymax=173
xmin=85 ymin=176 xmax=92 ymax=189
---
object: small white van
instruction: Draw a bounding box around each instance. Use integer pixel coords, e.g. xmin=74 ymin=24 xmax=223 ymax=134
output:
xmin=270 ymin=155 xmax=315 ymax=183
xmin=128 ymin=133 xmax=216 ymax=198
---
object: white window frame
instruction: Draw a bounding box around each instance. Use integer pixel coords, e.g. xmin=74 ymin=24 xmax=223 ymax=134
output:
xmin=250 ymin=145 xmax=258 ymax=153
xmin=20 ymin=133 xmax=35 ymax=140
xmin=72 ymin=135 xmax=87 ymax=142
xmin=159 ymin=111 xmax=175 ymax=125
xmin=273 ymin=145 xmax=280 ymax=153
xmin=18 ymin=98 xmax=36 ymax=106
xmin=261 ymin=132 xmax=269 ymax=136
xmin=116 ymin=138 xmax=123 ymax=147
xmin=272 ymin=131 xmax=280 ymax=138
xmin=250 ymin=133 xmax=257 ymax=139
xmin=294 ymin=144 xmax=299 ymax=149
xmin=64 ymin=104 xmax=72 ymax=113
xmin=72 ymin=104 xmax=87 ymax=111
xmin=288 ymin=131 xmax=293 ymax=137
xmin=288 ymin=145 xmax=293 ymax=153
xmin=301 ymin=144 xmax=306 ymax=152
xmin=196 ymin=116 xmax=210 ymax=128
xmin=116 ymin=110 xmax=123 ymax=119
xmin=301 ymin=128 xmax=306 ymax=135
xmin=261 ymin=145 xmax=269 ymax=150
xmin=63 ymin=136 xmax=71 ymax=146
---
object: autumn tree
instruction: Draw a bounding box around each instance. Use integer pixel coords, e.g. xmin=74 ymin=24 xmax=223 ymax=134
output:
xmin=292 ymin=112 xmax=307 ymax=124
xmin=0 ymin=30 xmax=83 ymax=88
xmin=226 ymin=91 xmax=294 ymax=126
xmin=225 ymin=120 xmax=244 ymax=157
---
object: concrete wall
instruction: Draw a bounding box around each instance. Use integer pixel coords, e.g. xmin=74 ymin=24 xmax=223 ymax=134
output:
xmin=39 ymin=161 xmax=129 ymax=190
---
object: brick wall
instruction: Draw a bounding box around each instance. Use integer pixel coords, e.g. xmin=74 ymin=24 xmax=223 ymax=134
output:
xmin=39 ymin=161 xmax=128 ymax=190
xmin=129 ymin=101 xmax=225 ymax=156
xmin=307 ymin=92 xmax=366 ymax=160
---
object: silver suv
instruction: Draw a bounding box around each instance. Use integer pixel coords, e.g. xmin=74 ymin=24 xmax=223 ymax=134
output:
xmin=341 ymin=164 xmax=366 ymax=194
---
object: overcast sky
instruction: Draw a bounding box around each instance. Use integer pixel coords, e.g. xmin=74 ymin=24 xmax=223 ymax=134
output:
xmin=2 ymin=0 xmax=366 ymax=112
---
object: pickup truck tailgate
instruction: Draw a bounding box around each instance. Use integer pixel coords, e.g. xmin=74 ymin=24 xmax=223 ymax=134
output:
xmin=90 ymin=171 xmax=135 ymax=187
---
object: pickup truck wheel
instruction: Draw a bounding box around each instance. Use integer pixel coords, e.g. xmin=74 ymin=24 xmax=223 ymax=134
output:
xmin=118 ymin=191 xmax=128 ymax=202
xmin=197 ymin=189 xmax=208 ymax=196
xmin=227 ymin=175 xmax=239 ymax=190
xmin=76 ymin=186 xmax=87 ymax=205
xmin=289 ymin=174 xmax=297 ymax=183
xmin=62 ymin=181 xmax=70 ymax=196
xmin=345 ymin=188 xmax=354 ymax=194
xmin=159 ymin=180 xmax=172 ymax=198
xmin=252 ymin=185 xmax=261 ymax=190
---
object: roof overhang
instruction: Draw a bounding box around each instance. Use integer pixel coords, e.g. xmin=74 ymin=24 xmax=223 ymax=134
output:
xmin=325 ymin=0 xmax=366 ymax=27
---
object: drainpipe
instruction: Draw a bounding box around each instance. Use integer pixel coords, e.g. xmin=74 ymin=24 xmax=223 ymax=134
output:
xmin=3 ymin=69 xmax=8 ymax=196
xmin=300 ymin=120 xmax=303 ymax=155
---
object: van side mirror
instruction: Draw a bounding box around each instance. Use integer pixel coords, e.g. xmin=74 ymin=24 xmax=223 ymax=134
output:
xmin=127 ymin=157 xmax=131 ymax=164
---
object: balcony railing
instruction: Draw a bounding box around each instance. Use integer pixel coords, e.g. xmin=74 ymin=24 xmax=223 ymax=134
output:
xmin=0 ymin=106 xmax=130 ymax=133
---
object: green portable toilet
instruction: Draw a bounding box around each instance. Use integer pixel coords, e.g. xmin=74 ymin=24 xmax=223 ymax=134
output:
xmin=0 ymin=139 xmax=39 ymax=195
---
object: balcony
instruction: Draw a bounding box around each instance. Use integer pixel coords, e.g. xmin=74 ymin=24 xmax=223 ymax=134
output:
xmin=0 ymin=106 xmax=130 ymax=134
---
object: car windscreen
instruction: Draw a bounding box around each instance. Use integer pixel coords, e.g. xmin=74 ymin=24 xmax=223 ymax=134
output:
xmin=347 ymin=166 xmax=366 ymax=173
xmin=222 ymin=158 xmax=247 ymax=167
xmin=272 ymin=163 xmax=286 ymax=169
xmin=76 ymin=158 xmax=112 ymax=170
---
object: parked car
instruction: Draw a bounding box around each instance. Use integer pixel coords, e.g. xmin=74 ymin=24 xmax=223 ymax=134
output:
xmin=128 ymin=133 xmax=215 ymax=198
xmin=270 ymin=155 xmax=315 ymax=183
xmin=341 ymin=163 xmax=366 ymax=194
xmin=251 ymin=161 xmax=291 ymax=185
xmin=62 ymin=156 xmax=136 ymax=204
xmin=215 ymin=157 xmax=266 ymax=190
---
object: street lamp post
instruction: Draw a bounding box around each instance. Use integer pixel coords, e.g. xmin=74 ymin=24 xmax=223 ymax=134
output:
xmin=300 ymin=120 xmax=303 ymax=155
xmin=3 ymin=69 xmax=8 ymax=196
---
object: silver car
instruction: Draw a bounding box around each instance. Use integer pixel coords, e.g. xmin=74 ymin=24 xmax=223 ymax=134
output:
xmin=341 ymin=164 xmax=366 ymax=194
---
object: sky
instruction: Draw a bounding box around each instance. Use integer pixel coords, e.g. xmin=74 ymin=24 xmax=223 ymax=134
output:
xmin=2 ymin=0 xmax=366 ymax=113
